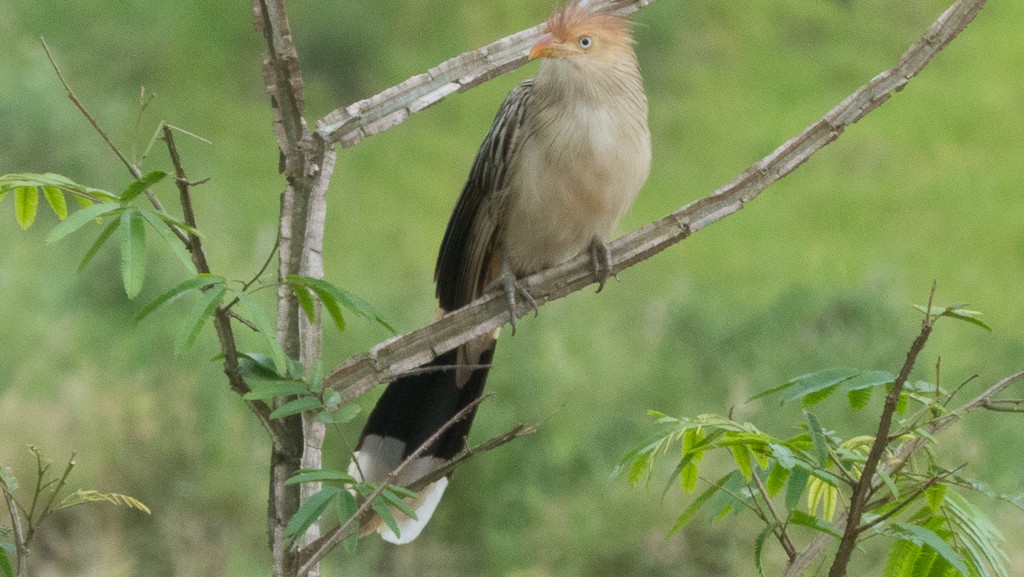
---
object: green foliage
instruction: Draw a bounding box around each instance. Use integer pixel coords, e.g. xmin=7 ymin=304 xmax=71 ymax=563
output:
xmin=3 ymin=171 xmax=198 ymax=298
xmin=617 ymin=310 xmax=1017 ymax=577
xmin=282 ymin=468 xmax=419 ymax=551
xmin=286 ymin=275 xmax=396 ymax=335
xmin=0 ymin=447 xmax=148 ymax=574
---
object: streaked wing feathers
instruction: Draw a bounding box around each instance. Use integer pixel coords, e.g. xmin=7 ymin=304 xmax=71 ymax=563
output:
xmin=435 ymin=80 xmax=533 ymax=311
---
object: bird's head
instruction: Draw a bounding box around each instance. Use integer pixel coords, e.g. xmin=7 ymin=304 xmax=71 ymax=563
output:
xmin=528 ymin=1 xmax=635 ymax=65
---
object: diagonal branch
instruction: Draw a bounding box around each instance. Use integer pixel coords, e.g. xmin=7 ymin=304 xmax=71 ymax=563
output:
xmin=315 ymin=0 xmax=655 ymax=148
xmin=323 ymin=0 xmax=989 ymax=402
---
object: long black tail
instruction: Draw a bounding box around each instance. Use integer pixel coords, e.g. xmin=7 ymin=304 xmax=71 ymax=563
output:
xmin=349 ymin=339 xmax=495 ymax=543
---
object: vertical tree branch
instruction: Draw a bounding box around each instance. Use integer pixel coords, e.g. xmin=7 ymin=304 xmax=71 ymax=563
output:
xmin=252 ymin=0 xmax=334 ymax=574
xmin=827 ymin=287 xmax=937 ymax=577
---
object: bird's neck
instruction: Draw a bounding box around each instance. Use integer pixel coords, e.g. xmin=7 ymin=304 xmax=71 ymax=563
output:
xmin=534 ymin=54 xmax=646 ymax=115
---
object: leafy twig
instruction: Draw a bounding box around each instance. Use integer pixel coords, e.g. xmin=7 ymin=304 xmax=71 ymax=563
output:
xmin=162 ymin=126 xmax=286 ymax=442
xmin=296 ymin=394 xmax=493 ymax=576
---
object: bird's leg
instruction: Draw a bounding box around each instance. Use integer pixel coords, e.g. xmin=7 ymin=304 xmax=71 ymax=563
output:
xmin=589 ymin=236 xmax=617 ymax=293
xmin=488 ymin=256 xmax=539 ymax=335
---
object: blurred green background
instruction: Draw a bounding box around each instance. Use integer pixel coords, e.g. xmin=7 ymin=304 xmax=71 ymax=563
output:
xmin=2 ymin=0 xmax=1022 ymax=575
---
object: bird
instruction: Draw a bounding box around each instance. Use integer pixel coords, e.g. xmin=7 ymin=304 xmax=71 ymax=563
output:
xmin=349 ymin=0 xmax=651 ymax=544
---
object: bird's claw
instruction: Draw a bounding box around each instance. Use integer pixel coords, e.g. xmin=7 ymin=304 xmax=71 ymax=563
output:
xmin=589 ymin=237 xmax=617 ymax=293
xmin=500 ymin=272 xmax=538 ymax=335
xmin=486 ymin=261 xmax=538 ymax=336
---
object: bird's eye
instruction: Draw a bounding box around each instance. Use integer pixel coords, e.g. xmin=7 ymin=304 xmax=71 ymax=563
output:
xmin=578 ymin=36 xmax=593 ymax=49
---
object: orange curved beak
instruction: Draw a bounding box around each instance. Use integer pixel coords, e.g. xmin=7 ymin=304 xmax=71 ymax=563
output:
xmin=528 ymin=32 xmax=559 ymax=60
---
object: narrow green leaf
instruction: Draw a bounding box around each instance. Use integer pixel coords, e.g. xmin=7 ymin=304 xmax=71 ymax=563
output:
xmin=293 ymin=284 xmax=317 ymax=323
xmin=754 ymin=524 xmax=773 ymax=577
xmin=372 ymin=494 xmax=401 ymax=537
xmin=233 ymin=290 xmax=288 ymax=376
xmin=312 ymin=283 xmax=346 ymax=333
xmin=135 ymin=275 xmax=224 ymax=323
xmin=269 ymin=396 xmax=322 ymax=420
xmin=76 ymin=218 xmax=120 ymax=274
xmin=14 ymin=186 xmax=39 ymax=229
xmin=238 ymin=353 xmax=294 ymax=382
xmin=316 ymin=403 xmax=362 ymax=425
xmin=139 ymin=210 xmax=197 ymax=274
xmin=381 ymin=488 xmax=419 ymax=521
xmin=119 ymin=210 xmax=147 ymax=298
xmin=751 ymin=368 xmax=859 ymax=403
xmin=912 ymin=545 xmax=940 ymax=577
xmin=730 ymin=444 xmax=754 ymax=482
xmin=336 ymin=488 xmax=357 ymax=522
xmin=883 ymin=536 xmax=922 ymax=577
xmin=285 ymin=470 xmax=356 ymax=486
xmin=174 ymin=285 xmax=225 ymax=354
xmin=785 ymin=467 xmax=810 ymax=511
xmin=847 ymin=387 xmax=874 ymax=411
xmin=789 ymin=509 xmax=843 ymax=538
xmin=765 ymin=463 xmax=790 ymax=497
xmin=45 ymin=202 xmax=122 ymax=244
xmin=119 ymin=170 xmax=167 ymax=203
xmin=148 ymin=210 xmax=205 ymax=239
xmin=42 ymin=186 xmax=68 ymax=220
xmin=878 ymin=469 xmax=900 ymax=500
xmin=336 ymin=489 xmax=359 ymax=554
xmin=913 ymin=304 xmax=992 ymax=332
xmin=891 ymin=523 xmax=969 ymax=576
xmin=705 ymin=471 xmax=747 ymax=521
xmin=678 ymin=462 xmax=699 ymax=494
xmin=289 ymin=275 xmax=395 ymax=334
xmin=944 ymin=311 xmax=992 ymax=332
xmin=243 ymin=381 xmax=310 ymax=401
xmin=669 ymin=473 xmax=730 ymax=534
xmin=804 ymin=411 xmax=830 ymax=467
xmin=285 ymin=486 xmax=340 ymax=538
xmin=944 ymin=491 xmax=1008 ymax=577
xmin=926 ymin=485 xmax=947 ymax=512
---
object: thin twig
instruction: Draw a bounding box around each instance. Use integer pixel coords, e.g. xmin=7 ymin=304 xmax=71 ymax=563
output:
xmin=34 ymin=453 xmax=76 ymax=530
xmin=752 ymin=472 xmax=798 ymax=559
xmin=40 ymin=37 xmax=137 ymax=177
xmin=405 ymin=422 xmax=538 ymax=492
xmin=979 ymin=399 xmax=1024 ymax=413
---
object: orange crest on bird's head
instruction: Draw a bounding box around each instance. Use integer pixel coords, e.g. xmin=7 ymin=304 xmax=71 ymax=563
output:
xmin=530 ymin=0 xmax=635 ymax=61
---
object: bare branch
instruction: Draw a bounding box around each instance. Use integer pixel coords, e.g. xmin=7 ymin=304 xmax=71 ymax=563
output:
xmin=315 ymin=0 xmax=655 ymax=148
xmin=323 ymin=0 xmax=988 ymax=403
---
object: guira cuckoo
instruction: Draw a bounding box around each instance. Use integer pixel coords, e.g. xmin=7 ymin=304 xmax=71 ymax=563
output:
xmin=351 ymin=0 xmax=651 ymax=543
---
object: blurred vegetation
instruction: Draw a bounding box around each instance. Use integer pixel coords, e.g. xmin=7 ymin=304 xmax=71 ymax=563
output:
xmin=1 ymin=0 xmax=1022 ymax=575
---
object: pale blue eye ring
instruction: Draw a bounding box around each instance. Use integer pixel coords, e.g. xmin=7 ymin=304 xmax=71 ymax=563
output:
xmin=579 ymin=36 xmax=593 ymax=49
